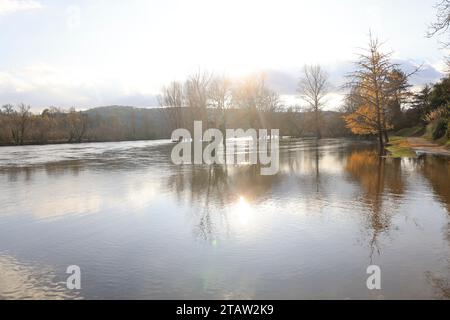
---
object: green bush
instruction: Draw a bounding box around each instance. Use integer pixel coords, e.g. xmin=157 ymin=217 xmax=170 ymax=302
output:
xmin=432 ymin=119 xmax=448 ymax=140
xmin=448 ymin=121 xmax=450 ymax=139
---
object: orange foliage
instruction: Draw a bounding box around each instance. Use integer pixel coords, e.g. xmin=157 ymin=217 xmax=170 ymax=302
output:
xmin=343 ymin=105 xmax=379 ymax=135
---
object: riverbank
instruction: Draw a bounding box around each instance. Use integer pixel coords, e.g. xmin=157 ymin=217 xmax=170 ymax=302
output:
xmin=0 ymin=137 xmax=168 ymax=147
xmin=407 ymin=137 xmax=450 ymax=156
xmin=386 ymin=136 xmax=450 ymax=158
xmin=386 ymin=137 xmax=417 ymax=158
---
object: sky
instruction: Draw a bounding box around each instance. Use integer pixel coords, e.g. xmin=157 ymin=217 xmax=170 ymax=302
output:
xmin=0 ymin=0 xmax=448 ymax=111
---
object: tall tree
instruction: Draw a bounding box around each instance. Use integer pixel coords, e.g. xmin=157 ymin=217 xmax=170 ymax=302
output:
xmin=343 ymin=35 xmax=415 ymax=154
xmin=385 ymin=69 xmax=411 ymax=130
xmin=6 ymin=103 xmax=31 ymax=145
xmin=428 ymin=76 xmax=450 ymax=109
xmin=411 ymin=85 xmax=432 ymax=124
xmin=232 ymin=73 xmax=279 ymax=133
xmin=66 ymin=108 xmax=88 ymax=143
xmin=208 ymin=75 xmax=232 ymax=135
xmin=297 ymin=65 xmax=329 ymax=139
xmin=208 ymin=75 xmax=232 ymax=111
xmin=1 ymin=104 xmax=15 ymax=144
xmin=184 ymin=70 xmax=213 ymax=132
xmin=158 ymin=81 xmax=185 ymax=130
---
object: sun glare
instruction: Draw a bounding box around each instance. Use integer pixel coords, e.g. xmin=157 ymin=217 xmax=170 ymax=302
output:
xmin=235 ymin=196 xmax=252 ymax=226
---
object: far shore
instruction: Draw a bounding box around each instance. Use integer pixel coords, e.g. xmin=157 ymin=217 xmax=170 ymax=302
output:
xmin=0 ymin=138 xmax=168 ymax=148
xmin=0 ymin=135 xmax=371 ymax=148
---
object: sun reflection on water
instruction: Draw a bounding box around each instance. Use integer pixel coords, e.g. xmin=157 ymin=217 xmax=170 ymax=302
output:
xmin=234 ymin=196 xmax=253 ymax=227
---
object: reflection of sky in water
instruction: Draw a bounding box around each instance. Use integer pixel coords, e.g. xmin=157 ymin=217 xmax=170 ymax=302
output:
xmin=0 ymin=139 xmax=449 ymax=299
xmin=0 ymin=254 xmax=80 ymax=300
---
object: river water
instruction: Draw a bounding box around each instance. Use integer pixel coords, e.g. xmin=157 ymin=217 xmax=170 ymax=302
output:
xmin=0 ymin=138 xmax=449 ymax=299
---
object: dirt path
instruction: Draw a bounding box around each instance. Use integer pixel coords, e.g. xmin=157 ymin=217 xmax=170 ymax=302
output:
xmin=407 ymin=137 xmax=450 ymax=156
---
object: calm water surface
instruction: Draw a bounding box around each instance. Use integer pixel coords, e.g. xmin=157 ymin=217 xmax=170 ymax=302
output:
xmin=0 ymin=139 xmax=449 ymax=299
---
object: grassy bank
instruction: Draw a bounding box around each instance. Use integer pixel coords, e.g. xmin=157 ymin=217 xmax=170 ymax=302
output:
xmin=386 ymin=136 xmax=417 ymax=158
xmin=394 ymin=126 xmax=425 ymax=137
xmin=386 ymin=119 xmax=450 ymax=158
xmin=423 ymin=120 xmax=450 ymax=146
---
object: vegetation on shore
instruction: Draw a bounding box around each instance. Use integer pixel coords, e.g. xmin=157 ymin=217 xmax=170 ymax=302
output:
xmin=0 ymin=104 xmax=354 ymax=146
xmin=386 ymin=137 xmax=417 ymax=158
xmin=386 ymin=116 xmax=450 ymax=158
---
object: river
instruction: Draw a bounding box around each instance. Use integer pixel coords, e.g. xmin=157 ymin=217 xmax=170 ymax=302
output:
xmin=0 ymin=138 xmax=449 ymax=299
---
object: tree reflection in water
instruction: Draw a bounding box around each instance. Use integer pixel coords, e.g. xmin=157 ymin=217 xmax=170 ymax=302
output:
xmin=345 ymin=149 xmax=406 ymax=259
xmin=167 ymin=163 xmax=280 ymax=242
xmin=346 ymin=149 xmax=450 ymax=297
xmin=415 ymin=156 xmax=450 ymax=299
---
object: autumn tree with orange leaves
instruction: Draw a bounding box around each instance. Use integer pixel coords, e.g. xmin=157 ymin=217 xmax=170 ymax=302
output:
xmin=343 ymin=34 xmax=415 ymax=154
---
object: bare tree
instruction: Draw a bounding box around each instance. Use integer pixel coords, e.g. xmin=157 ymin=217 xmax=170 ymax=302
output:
xmin=208 ymin=75 xmax=232 ymax=135
xmin=158 ymin=81 xmax=185 ymax=131
xmin=298 ymin=65 xmax=329 ymax=139
xmin=0 ymin=104 xmax=14 ymax=143
xmin=159 ymin=81 xmax=184 ymax=108
xmin=2 ymin=104 xmax=14 ymax=114
xmin=66 ymin=108 xmax=88 ymax=143
xmin=427 ymin=0 xmax=450 ymax=70
xmin=261 ymin=90 xmax=281 ymax=138
xmin=5 ymin=103 xmax=31 ymax=145
xmin=208 ymin=75 xmax=232 ymax=111
xmin=232 ymin=75 xmax=263 ymax=111
xmin=184 ymin=70 xmax=213 ymax=132
xmin=428 ymin=0 xmax=450 ymax=46
xmin=232 ymin=73 xmax=280 ymax=131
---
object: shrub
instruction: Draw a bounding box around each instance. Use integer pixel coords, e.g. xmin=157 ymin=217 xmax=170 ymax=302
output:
xmin=432 ymin=119 xmax=448 ymax=140
xmin=424 ymin=105 xmax=449 ymax=124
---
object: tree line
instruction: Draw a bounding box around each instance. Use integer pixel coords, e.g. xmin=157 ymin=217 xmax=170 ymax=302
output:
xmin=0 ymin=101 xmax=351 ymax=146
xmin=0 ymin=105 xmax=88 ymax=146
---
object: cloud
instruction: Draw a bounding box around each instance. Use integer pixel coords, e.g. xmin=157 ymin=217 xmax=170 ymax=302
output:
xmin=0 ymin=0 xmax=42 ymax=15
xmin=396 ymin=60 xmax=443 ymax=86
xmin=0 ymin=64 xmax=160 ymax=110
xmin=264 ymin=60 xmax=443 ymax=95
xmin=265 ymin=70 xmax=298 ymax=95
xmin=262 ymin=60 xmax=443 ymax=110
xmin=0 ymin=60 xmax=444 ymax=112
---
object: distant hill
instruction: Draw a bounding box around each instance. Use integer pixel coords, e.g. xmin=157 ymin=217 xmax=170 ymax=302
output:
xmin=84 ymin=106 xmax=172 ymax=140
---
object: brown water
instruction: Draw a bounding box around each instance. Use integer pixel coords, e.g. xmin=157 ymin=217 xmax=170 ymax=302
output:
xmin=0 ymin=138 xmax=449 ymax=299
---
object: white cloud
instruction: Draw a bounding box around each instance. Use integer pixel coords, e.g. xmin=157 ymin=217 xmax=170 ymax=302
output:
xmin=0 ymin=64 xmax=160 ymax=110
xmin=0 ymin=0 xmax=42 ymax=15
xmin=0 ymin=59 xmax=443 ymax=111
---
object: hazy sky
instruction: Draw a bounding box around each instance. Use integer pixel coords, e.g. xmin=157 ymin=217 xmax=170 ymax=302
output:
xmin=0 ymin=0 xmax=448 ymax=110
